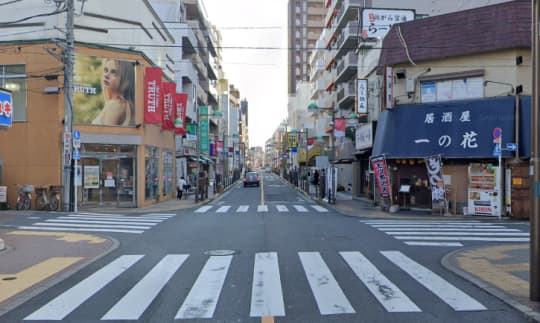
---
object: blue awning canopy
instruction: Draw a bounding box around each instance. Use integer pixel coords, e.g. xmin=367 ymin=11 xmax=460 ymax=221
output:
xmin=372 ymin=96 xmax=516 ymax=159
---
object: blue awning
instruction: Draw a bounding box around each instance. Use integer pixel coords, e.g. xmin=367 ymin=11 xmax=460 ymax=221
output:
xmin=372 ymin=96 xmax=516 ymax=159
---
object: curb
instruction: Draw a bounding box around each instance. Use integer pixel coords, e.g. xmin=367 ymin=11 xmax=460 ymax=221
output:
xmin=441 ymin=247 xmax=540 ymax=323
xmin=0 ymin=238 xmax=4 ymax=252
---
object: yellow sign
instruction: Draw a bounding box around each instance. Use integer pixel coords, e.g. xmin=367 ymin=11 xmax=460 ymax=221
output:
xmin=512 ymin=178 xmax=523 ymax=186
xmin=287 ymin=132 xmax=298 ymax=148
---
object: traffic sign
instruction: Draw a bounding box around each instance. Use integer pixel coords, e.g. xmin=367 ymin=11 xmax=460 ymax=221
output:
xmin=73 ymin=130 xmax=80 ymax=139
xmin=73 ymin=139 xmax=81 ymax=149
xmin=492 ymin=127 xmax=502 ymax=139
xmin=493 ymin=144 xmax=501 ymax=157
xmin=506 ymin=143 xmax=518 ymax=151
xmin=73 ymin=149 xmax=80 ymax=161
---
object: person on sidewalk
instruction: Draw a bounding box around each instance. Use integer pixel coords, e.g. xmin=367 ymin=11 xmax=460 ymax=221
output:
xmin=177 ymin=176 xmax=187 ymax=200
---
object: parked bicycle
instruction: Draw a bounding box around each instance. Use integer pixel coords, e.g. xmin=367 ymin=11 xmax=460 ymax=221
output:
xmin=16 ymin=184 xmax=34 ymax=211
xmin=36 ymin=185 xmax=61 ymax=211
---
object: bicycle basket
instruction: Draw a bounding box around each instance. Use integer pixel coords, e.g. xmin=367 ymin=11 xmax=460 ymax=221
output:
xmin=49 ymin=185 xmax=62 ymax=193
xmin=19 ymin=185 xmax=34 ymax=193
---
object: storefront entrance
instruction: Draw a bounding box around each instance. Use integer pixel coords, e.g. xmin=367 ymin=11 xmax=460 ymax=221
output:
xmin=79 ymin=144 xmax=137 ymax=208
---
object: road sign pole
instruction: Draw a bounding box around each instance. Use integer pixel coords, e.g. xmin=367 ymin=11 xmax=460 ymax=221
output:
xmin=498 ymin=132 xmax=502 ymax=219
xmin=74 ymin=156 xmax=78 ymax=213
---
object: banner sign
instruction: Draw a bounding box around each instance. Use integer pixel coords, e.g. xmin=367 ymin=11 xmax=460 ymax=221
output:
xmin=162 ymin=82 xmax=175 ymax=130
xmin=385 ymin=66 xmax=393 ymax=110
xmin=199 ymin=105 xmax=209 ymax=154
xmin=216 ymin=141 xmax=224 ymax=152
xmin=186 ymin=123 xmax=197 ymax=141
xmin=425 ymin=155 xmax=447 ymax=205
xmin=334 ymin=119 xmax=346 ymax=138
xmin=307 ymin=138 xmax=315 ymax=151
xmin=357 ymin=78 xmax=368 ymax=114
xmin=73 ymin=55 xmax=136 ymax=126
xmin=370 ymin=154 xmax=391 ymax=198
xmin=144 ymin=67 xmax=163 ymax=124
xmin=175 ymin=93 xmax=187 ymax=135
xmin=0 ymin=89 xmax=13 ymax=127
xmin=287 ymin=132 xmax=298 ymax=148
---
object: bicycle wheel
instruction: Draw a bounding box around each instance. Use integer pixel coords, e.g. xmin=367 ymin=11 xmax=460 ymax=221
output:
xmin=16 ymin=197 xmax=23 ymax=210
xmin=23 ymin=197 xmax=31 ymax=210
xmin=49 ymin=197 xmax=59 ymax=211
xmin=37 ymin=195 xmax=48 ymax=211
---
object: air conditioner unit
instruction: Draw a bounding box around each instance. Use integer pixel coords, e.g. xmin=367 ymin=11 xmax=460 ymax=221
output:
xmin=406 ymin=78 xmax=415 ymax=93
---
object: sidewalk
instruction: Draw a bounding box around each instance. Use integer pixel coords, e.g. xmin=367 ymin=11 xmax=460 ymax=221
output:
xmin=286 ymin=178 xmax=540 ymax=322
xmin=0 ymin=183 xmax=234 ymax=314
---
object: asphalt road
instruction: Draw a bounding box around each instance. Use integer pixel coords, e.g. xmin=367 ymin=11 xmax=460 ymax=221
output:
xmin=0 ymin=173 xmax=529 ymax=322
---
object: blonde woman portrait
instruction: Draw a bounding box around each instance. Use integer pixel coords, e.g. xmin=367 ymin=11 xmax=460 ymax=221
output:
xmin=91 ymin=58 xmax=135 ymax=126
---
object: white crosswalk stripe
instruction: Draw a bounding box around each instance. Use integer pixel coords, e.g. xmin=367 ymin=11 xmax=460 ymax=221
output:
xmin=311 ymin=205 xmax=328 ymax=212
xmin=237 ymin=205 xmax=249 ymax=212
xmin=276 ymin=205 xmax=288 ymax=212
xmin=293 ymin=205 xmax=308 ymax=212
xmin=363 ymin=220 xmax=529 ymax=246
xmin=257 ymin=205 xmax=268 ymax=212
xmin=23 ymin=251 xmax=489 ymax=321
xmin=175 ymin=256 xmax=233 ymax=319
xmin=381 ymin=251 xmax=486 ymax=311
xmin=19 ymin=213 xmax=174 ymax=235
xmin=216 ymin=205 xmax=231 ymax=213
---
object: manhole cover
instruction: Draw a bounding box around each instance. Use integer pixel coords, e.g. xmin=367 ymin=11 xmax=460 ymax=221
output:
xmin=2 ymin=277 xmax=17 ymax=281
xmin=204 ymin=249 xmax=236 ymax=256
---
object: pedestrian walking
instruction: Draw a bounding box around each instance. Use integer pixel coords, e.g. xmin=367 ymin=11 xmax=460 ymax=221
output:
xmin=177 ymin=176 xmax=187 ymax=199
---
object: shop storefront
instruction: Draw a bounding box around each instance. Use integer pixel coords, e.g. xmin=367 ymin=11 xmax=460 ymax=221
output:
xmin=79 ymin=143 xmax=137 ymax=208
xmin=372 ymin=96 xmax=517 ymax=215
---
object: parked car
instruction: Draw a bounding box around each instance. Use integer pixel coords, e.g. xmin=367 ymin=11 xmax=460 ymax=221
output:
xmin=243 ymin=172 xmax=260 ymax=187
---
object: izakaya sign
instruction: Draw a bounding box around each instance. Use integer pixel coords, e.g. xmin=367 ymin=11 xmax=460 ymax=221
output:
xmin=144 ymin=67 xmax=163 ymax=124
xmin=370 ymin=155 xmax=391 ymax=199
xmin=0 ymin=89 xmax=13 ymax=127
xmin=361 ymin=8 xmax=415 ymax=40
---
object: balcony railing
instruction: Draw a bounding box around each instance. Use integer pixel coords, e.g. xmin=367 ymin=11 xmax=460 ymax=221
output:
xmin=336 ymin=51 xmax=358 ymax=83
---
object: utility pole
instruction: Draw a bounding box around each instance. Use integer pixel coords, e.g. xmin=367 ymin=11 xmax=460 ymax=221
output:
xmin=62 ymin=0 xmax=75 ymax=212
xmin=330 ymin=108 xmax=336 ymax=205
xmin=531 ymin=0 xmax=540 ymax=301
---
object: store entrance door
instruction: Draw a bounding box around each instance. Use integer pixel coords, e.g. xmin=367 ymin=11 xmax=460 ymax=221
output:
xmin=81 ymin=156 xmax=135 ymax=208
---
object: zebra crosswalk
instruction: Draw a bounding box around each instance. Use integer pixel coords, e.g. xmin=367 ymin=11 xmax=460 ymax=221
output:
xmin=362 ymin=220 xmax=529 ymax=247
xmin=17 ymin=213 xmax=175 ymax=234
xmin=23 ymin=250 xmax=486 ymax=321
xmin=194 ymin=204 xmax=328 ymax=214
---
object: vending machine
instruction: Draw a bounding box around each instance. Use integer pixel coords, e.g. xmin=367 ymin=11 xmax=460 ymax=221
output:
xmin=467 ymin=163 xmax=501 ymax=216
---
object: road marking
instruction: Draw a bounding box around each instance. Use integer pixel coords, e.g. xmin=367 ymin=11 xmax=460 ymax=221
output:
xmin=0 ymin=257 xmax=82 ymax=303
xmin=17 ymin=226 xmax=144 ymax=234
xmin=404 ymin=242 xmax=464 ymax=247
xmin=195 ymin=206 xmax=213 ymax=213
xmin=250 ymin=252 xmax=285 ymax=317
xmin=216 ymin=206 xmax=231 ymax=213
xmin=311 ymin=205 xmax=328 ymax=212
xmin=340 ymin=251 xmax=420 ymax=312
xmin=67 ymin=214 xmax=171 ymax=221
xmin=386 ymin=232 xmax=529 ymax=236
xmin=7 ymin=231 xmax=107 ymax=243
xmin=293 ymin=205 xmax=308 ymax=212
xmin=32 ymin=222 xmax=152 ymax=230
xmin=298 ymin=252 xmax=355 ymax=315
xmin=379 ymin=228 xmax=521 ymax=232
xmin=276 ymin=205 xmax=288 ymax=212
xmin=393 ymin=236 xmax=530 ymax=242
xmin=258 ymin=205 xmax=268 ymax=212
xmin=237 ymin=205 xmax=249 ymax=212
xmin=381 ymin=251 xmax=486 ymax=311
xmin=52 ymin=218 xmax=161 ymax=225
xmin=372 ymin=224 xmax=506 ymax=228
xmin=362 ymin=220 xmax=481 ymax=224
xmin=176 ymin=256 xmax=232 ymax=319
xmin=25 ymin=255 xmax=143 ymax=320
xmin=102 ymin=254 xmax=188 ymax=320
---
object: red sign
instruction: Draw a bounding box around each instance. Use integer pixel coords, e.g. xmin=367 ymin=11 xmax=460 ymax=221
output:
xmin=370 ymin=155 xmax=391 ymax=198
xmin=162 ymin=82 xmax=176 ymax=130
xmin=216 ymin=141 xmax=224 ymax=153
xmin=333 ymin=118 xmax=346 ymax=138
xmin=174 ymin=93 xmax=187 ymax=135
xmin=144 ymin=67 xmax=163 ymax=124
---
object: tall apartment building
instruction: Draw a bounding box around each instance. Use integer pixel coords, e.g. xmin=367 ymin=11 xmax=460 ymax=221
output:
xmin=287 ymin=0 xmax=326 ymax=94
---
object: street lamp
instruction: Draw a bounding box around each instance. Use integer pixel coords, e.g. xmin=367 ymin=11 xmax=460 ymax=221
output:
xmin=308 ymin=102 xmax=336 ymax=204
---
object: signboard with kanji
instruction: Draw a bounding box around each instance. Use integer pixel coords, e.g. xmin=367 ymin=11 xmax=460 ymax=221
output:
xmin=361 ymin=8 xmax=415 ymax=40
xmin=0 ymin=89 xmax=13 ymax=127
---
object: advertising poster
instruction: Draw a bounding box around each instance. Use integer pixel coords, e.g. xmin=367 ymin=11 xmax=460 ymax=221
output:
xmin=333 ymin=119 xmax=346 ymax=138
xmin=425 ymin=155 xmax=447 ymax=206
xmin=0 ymin=89 xmax=13 ymax=127
xmin=74 ymin=55 xmax=136 ymax=126
xmin=162 ymin=82 xmax=176 ymax=130
xmin=370 ymin=155 xmax=391 ymax=198
xmin=175 ymin=93 xmax=187 ymax=135
xmin=144 ymin=67 xmax=163 ymax=124
xmin=83 ymin=166 xmax=100 ymax=188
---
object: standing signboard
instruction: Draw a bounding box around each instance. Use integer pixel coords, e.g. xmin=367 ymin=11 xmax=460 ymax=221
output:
xmin=424 ymin=155 xmax=447 ymax=208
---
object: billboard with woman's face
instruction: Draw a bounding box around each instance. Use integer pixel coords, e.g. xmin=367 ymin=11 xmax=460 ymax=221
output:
xmin=73 ymin=55 xmax=136 ymax=126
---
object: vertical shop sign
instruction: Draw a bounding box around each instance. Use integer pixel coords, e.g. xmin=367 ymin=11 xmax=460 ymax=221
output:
xmin=370 ymin=155 xmax=391 ymax=198
xmin=175 ymin=93 xmax=187 ymax=135
xmin=186 ymin=123 xmax=197 ymax=141
xmin=357 ymin=78 xmax=368 ymax=114
xmin=425 ymin=155 xmax=447 ymax=206
xmin=144 ymin=67 xmax=163 ymax=124
xmin=199 ymin=105 xmax=209 ymax=154
xmin=162 ymin=82 xmax=175 ymax=130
